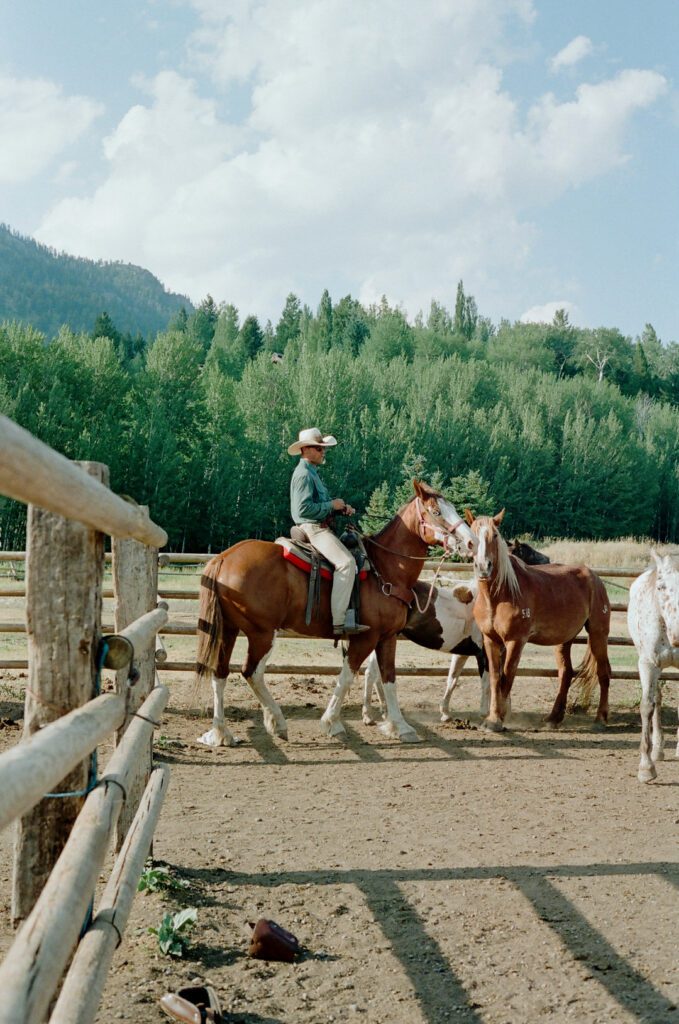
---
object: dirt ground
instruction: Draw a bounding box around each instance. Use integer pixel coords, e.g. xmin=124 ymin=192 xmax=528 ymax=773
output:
xmin=1 ymin=641 xmax=679 ymax=1024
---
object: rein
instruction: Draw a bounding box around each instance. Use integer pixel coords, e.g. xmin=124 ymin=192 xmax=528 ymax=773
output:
xmin=410 ymin=549 xmax=449 ymax=614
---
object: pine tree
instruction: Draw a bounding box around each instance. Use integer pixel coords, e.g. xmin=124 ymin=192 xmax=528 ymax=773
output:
xmin=275 ymin=293 xmax=302 ymax=350
xmin=360 ymin=481 xmax=393 ymax=534
xmin=317 ymin=289 xmax=333 ymax=351
xmin=239 ymin=315 xmax=264 ymax=361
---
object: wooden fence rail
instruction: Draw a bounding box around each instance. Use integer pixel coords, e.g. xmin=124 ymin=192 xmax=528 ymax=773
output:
xmin=2 ymin=550 xmax=661 ymax=684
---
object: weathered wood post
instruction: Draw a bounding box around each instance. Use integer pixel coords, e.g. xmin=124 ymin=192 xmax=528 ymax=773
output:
xmin=12 ymin=462 xmax=107 ymax=925
xmin=112 ymin=507 xmax=159 ymax=849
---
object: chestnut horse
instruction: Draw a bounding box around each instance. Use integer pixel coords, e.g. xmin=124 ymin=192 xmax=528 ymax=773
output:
xmin=195 ymin=481 xmax=476 ymax=745
xmin=468 ymin=509 xmax=611 ymax=731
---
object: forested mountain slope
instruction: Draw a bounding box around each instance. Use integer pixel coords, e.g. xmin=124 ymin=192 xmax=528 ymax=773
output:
xmin=0 ymin=225 xmax=192 ymax=337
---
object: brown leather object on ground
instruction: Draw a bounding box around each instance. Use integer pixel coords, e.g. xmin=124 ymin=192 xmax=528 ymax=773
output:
xmin=248 ymin=918 xmax=301 ymax=962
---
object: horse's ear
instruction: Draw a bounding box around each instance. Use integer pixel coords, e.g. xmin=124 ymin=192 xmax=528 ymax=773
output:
xmin=413 ymin=479 xmax=424 ymax=497
xmin=493 ymin=509 xmax=506 ymax=526
xmin=464 ymin=508 xmax=474 ymax=526
xmin=650 ymin=548 xmax=661 ymax=568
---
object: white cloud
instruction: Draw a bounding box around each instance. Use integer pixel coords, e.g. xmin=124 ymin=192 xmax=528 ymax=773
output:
xmin=35 ymin=2 xmax=667 ymax=324
xmin=0 ymin=75 xmax=102 ymax=185
xmin=549 ymin=35 xmax=593 ymax=73
xmin=523 ymin=70 xmax=667 ymax=189
xmin=521 ymin=301 xmax=579 ymax=325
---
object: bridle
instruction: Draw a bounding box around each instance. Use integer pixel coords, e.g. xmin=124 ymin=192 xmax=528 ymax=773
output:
xmin=414 ymin=497 xmax=465 ymax=554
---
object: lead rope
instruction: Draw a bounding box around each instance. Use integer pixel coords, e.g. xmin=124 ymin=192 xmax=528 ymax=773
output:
xmin=410 ymin=549 xmax=449 ymax=614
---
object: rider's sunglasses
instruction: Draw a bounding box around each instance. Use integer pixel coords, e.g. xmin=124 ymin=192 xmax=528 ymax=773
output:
xmin=308 ymin=445 xmax=324 ymax=451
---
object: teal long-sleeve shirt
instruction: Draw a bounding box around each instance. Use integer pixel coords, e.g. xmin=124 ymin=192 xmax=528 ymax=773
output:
xmin=290 ymin=458 xmax=334 ymax=525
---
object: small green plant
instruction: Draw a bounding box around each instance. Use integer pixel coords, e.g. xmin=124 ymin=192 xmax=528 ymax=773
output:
xmin=149 ymin=907 xmax=197 ymax=957
xmin=138 ymin=862 xmax=190 ymax=895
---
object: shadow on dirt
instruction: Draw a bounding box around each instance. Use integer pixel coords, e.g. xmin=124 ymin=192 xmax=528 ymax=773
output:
xmin=181 ymin=860 xmax=679 ymax=1024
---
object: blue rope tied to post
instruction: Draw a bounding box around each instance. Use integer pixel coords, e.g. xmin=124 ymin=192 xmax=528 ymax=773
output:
xmin=44 ymin=638 xmax=109 ymax=800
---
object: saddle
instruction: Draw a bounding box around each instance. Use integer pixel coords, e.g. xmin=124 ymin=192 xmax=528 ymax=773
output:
xmin=275 ymin=528 xmax=370 ymax=626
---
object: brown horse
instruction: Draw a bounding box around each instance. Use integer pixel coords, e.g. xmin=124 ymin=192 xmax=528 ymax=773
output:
xmin=195 ymin=481 xmax=477 ymax=745
xmin=467 ymin=509 xmax=611 ymax=731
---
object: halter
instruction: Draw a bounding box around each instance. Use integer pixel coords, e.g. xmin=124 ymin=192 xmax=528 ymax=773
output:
xmin=415 ymin=497 xmax=464 ymax=553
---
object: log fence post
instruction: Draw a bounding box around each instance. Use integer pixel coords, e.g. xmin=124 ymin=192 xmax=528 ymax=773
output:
xmin=112 ymin=510 xmax=158 ymax=850
xmin=11 ymin=462 xmax=107 ymax=925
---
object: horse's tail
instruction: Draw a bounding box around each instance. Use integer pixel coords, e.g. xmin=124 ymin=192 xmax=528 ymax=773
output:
xmin=568 ymin=642 xmax=599 ymax=713
xmin=195 ymin=556 xmax=226 ymax=686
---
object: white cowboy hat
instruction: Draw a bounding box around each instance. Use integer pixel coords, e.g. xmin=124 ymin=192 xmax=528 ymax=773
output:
xmin=287 ymin=427 xmax=338 ymax=456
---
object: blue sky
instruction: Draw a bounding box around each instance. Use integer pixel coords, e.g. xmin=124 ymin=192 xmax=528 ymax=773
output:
xmin=1 ymin=0 xmax=677 ymax=341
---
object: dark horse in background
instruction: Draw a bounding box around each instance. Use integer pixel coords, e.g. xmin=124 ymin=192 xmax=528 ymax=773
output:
xmin=195 ymin=481 xmax=476 ymax=745
xmin=468 ymin=510 xmax=611 ymax=731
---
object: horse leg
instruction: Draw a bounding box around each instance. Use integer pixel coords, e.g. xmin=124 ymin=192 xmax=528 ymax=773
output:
xmin=545 ymin=643 xmax=574 ymax=728
xmin=638 ymin=658 xmax=661 ymax=783
xmin=496 ymin=640 xmax=524 ymax=727
xmin=482 ymin=637 xmax=504 ymax=732
xmin=321 ymin=645 xmax=358 ymax=739
xmin=591 ymin=632 xmax=612 ymax=727
xmin=244 ymin=632 xmax=288 ymax=740
xmin=440 ymin=654 xmax=467 ymax=722
xmin=362 ymin=651 xmax=385 ymax=726
xmin=376 ymin=635 xmax=420 ymax=743
xmin=652 ymin=680 xmax=665 ymax=764
xmin=197 ymin=628 xmax=240 ymax=747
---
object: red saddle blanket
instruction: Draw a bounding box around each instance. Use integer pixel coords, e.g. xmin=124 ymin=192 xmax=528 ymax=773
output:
xmin=275 ymin=537 xmax=368 ymax=582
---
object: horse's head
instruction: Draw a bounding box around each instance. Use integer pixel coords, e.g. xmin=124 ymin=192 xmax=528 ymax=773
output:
xmin=651 ymin=549 xmax=679 ymax=646
xmin=412 ymin=480 xmax=477 ymax=557
xmin=465 ymin=508 xmax=507 ymax=581
xmin=508 ymin=539 xmax=550 ymax=566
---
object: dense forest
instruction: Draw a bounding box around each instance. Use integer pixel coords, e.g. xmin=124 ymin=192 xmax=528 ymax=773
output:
xmin=0 ymin=225 xmax=192 ymax=338
xmin=1 ymin=282 xmax=678 ymax=551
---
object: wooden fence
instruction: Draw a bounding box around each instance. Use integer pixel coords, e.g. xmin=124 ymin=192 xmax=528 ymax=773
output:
xmin=1 ymin=546 xmax=665 ymax=684
xmin=0 ymin=415 xmax=169 ymax=1024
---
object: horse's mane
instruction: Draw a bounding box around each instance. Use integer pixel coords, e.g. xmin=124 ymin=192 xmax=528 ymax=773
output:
xmin=369 ymin=498 xmax=413 ymax=542
xmin=476 ymin=518 xmax=521 ymax=600
xmin=494 ymin=531 xmax=521 ymax=601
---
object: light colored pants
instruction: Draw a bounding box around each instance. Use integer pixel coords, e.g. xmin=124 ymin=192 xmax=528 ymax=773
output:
xmin=301 ymin=523 xmax=357 ymax=628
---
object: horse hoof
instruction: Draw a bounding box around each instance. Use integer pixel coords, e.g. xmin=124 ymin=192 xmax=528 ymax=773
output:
xmin=378 ymin=720 xmax=399 ymax=740
xmin=263 ymin=712 xmax=288 ymax=740
xmin=482 ymin=718 xmax=505 ymax=733
xmin=197 ymin=729 xmax=226 ymax=747
xmin=399 ymin=728 xmax=422 ymax=744
xmin=362 ymin=712 xmax=377 ymax=726
xmin=321 ymin=717 xmax=346 ymax=739
xmin=440 ymin=712 xmax=452 ymax=723
xmin=592 ymin=719 xmax=608 ymax=732
xmin=638 ymin=765 xmax=657 ymax=783
xmin=543 ymin=718 xmax=561 ymax=731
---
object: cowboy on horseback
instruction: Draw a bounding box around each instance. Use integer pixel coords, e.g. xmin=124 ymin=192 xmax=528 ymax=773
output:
xmin=288 ymin=427 xmax=369 ymax=637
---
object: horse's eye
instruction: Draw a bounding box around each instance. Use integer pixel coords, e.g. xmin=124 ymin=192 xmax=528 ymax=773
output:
xmin=431 ymin=508 xmax=441 ymax=517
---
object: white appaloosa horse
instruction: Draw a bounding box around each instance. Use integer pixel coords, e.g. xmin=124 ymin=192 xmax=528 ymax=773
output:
xmin=362 ymin=578 xmax=493 ymax=729
xmin=628 ymin=549 xmax=679 ymax=783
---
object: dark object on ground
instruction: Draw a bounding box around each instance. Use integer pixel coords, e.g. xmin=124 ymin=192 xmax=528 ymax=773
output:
xmin=248 ymin=918 xmax=301 ymax=962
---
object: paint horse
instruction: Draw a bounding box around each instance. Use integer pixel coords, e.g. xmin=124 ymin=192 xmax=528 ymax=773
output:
xmin=628 ymin=550 xmax=679 ymax=783
xmin=468 ymin=510 xmax=611 ymax=731
xmin=362 ymin=578 xmax=490 ymax=729
xmin=362 ymin=540 xmax=551 ymax=726
xmin=195 ymin=481 xmax=477 ymax=745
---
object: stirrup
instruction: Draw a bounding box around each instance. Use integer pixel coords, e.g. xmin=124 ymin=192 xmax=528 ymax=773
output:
xmin=334 ymin=610 xmax=370 ymax=637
